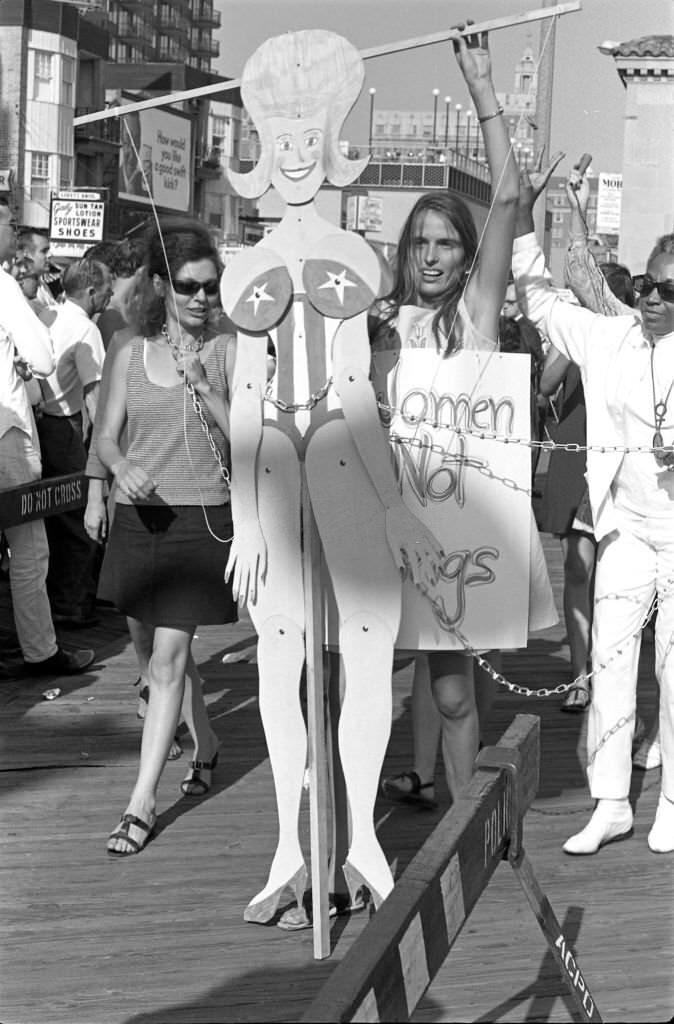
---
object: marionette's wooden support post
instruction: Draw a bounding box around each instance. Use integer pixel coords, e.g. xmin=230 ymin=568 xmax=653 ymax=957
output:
xmin=73 ymin=2 xmax=581 ymax=126
xmin=301 ymin=714 xmax=603 ymax=1023
xmin=301 ymin=468 xmax=331 ymax=959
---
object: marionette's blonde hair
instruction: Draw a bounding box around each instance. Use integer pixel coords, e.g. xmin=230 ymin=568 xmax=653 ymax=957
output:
xmin=228 ymin=29 xmax=369 ymax=199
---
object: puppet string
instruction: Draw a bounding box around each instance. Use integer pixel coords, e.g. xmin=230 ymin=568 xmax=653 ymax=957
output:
xmin=405 ymin=14 xmax=561 ymax=456
xmin=120 ymin=116 xmax=232 ymax=544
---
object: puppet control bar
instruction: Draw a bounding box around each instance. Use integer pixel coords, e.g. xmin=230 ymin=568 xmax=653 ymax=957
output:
xmin=73 ymin=2 xmax=581 ymax=126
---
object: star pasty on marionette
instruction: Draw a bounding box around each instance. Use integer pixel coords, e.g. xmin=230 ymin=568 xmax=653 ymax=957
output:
xmin=318 ymin=268 xmax=357 ymax=306
xmin=245 ymin=280 xmax=276 ymax=317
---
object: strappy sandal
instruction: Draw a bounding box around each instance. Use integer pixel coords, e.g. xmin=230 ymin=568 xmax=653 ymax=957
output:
xmin=107 ymin=812 xmax=155 ymax=856
xmin=381 ymin=769 xmax=437 ymax=808
xmin=560 ymin=683 xmax=591 ymax=714
xmin=180 ymin=751 xmax=219 ymax=797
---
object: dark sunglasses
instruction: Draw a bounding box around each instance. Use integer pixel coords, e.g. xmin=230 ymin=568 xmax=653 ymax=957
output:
xmin=633 ymin=275 xmax=674 ymax=303
xmin=171 ymin=278 xmax=219 ymax=297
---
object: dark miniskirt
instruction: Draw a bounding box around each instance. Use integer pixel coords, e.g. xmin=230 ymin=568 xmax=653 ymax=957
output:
xmin=100 ymin=503 xmax=238 ymax=628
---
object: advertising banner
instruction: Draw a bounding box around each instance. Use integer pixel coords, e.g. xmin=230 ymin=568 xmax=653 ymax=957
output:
xmin=345 ymin=194 xmax=384 ymax=233
xmin=118 ymin=107 xmax=192 ymax=212
xmin=49 ymin=189 xmax=106 ymax=258
xmin=596 ymin=173 xmax=622 ymax=234
xmin=371 ymin=347 xmax=532 ymax=651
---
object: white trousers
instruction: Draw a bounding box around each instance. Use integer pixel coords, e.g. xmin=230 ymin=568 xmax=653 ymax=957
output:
xmin=0 ymin=424 xmax=58 ymax=663
xmin=589 ymin=505 xmax=674 ymax=801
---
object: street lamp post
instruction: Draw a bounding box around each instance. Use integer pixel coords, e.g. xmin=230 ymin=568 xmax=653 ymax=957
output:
xmin=368 ymin=87 xmax=376 ymax=155
xmin=465 ymin=109 xmax=472 ymax=157
xmin=443 ymin=95 xmax=451 ymax=148
xmin=432 ymin=88 xmax=439 ymax=145
xmin=454 ymin=103 xmax=462 ymax=151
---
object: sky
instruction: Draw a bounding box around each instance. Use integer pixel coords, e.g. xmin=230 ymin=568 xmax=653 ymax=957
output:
xmin=214 ymin=0 xmax=673 ymax=176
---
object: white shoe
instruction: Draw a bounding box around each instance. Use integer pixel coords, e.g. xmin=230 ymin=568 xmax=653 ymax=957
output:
xmin=563 ymin=800 xmax=633 ymax=855
xmin=632 ymin=738 xmax=662 ymax=771
xmin=648 ymin=794 xmax=674 ymax=853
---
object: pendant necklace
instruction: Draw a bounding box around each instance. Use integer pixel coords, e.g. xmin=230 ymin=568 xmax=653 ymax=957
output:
xmin=161 ymin=323 xmax=204 ymax=361
xmin=649 ymin=343 xmax=674 ymax=466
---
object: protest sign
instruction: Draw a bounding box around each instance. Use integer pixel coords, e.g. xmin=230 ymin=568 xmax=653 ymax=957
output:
xmin=372 ymin=348 xmax=532 ymax=651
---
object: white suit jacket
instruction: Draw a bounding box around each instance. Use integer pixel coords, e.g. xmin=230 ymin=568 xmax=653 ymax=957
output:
xmin=512 ymin=232 xmax=649 ymax=542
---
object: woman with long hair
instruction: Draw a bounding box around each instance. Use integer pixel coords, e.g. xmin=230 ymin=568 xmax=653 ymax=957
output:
xmin=373 ymin=85 xmax=556 ymax=807
xmin=96 ymin=220 xmax=237 ymax=855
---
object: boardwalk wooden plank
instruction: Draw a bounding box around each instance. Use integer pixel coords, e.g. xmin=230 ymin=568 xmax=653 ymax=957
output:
xmin=0 ymin=527 xmax=672 ymax=1022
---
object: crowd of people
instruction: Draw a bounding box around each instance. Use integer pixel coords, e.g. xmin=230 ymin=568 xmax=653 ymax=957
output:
xmin=1 ymin=25 xmax=673 ymax=932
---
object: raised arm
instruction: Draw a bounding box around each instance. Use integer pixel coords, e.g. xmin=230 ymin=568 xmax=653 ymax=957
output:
xmin=513 ymin=164 xmax=617 ymax=371
xmin=453 ymin=26 xmax=519 ymax=339
xmin=564 ymin=166 xmax=633 ymax=316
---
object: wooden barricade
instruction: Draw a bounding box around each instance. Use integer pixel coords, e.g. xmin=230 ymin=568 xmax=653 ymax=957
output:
xmin=0 ymin=473 xmax=87 ymax=531
xmin=303 ymin=714 xmax=602 ymax=1024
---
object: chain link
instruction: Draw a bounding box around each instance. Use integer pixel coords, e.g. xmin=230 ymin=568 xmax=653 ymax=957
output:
xmin=383 ymin=398 xmax=672 ymax=760
xmin=380 ymin=400 xmax=674 ymax=457
xmin=265 ymin=377 xmax=333 ymax=413
xmin=185 ymin=380 xmax=230 ymax=485
xmin=161 ymin=326 xmax=231 ymax=486
xmin=414 ymin=577 xmax=662 ymax=766
xmin=586 ymin=712 xmax=636 ymax=767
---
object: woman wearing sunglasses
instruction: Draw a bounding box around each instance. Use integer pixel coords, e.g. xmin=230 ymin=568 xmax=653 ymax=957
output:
xmin=96 ymin=220 xmax=237 ymax=855
xmin=514 ymin=166 xmax=674 ymax=856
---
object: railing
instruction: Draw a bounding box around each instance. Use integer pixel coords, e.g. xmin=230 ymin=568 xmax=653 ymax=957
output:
xmin=237 ymin=148 xmax=491 ymax=204
xmin=158 ymin=11 xmax=189 ymax=37
xmin=117 ymin=17 xmax=155 ymax=45
xmin=356 ymin=159 xmax=490 ymax=204
xmin=158 ymin=43 xmax=187 ymax=62
xmin=191 ymin=2 xmax=221 ymax=27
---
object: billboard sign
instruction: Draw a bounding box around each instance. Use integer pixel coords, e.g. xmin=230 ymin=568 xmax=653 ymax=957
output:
xmin=596 ymin=173 xmax=622 ymax=234
xmin=49 ymin=189 xmax=106 ymax=258
xmin=345 ymin=194 xmax=384 ymax=233
xmin=118 ymin=107 xmax=192 ymax=212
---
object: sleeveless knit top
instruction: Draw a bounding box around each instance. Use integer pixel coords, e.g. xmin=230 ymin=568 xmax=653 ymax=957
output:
xmin=117 ymin=334 xmax=231 ymax=507
xmin=370 ymin=297 xmax=497 ymax=355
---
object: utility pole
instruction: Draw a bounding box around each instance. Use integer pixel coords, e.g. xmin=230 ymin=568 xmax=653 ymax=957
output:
xmin=533 ymin=0 xmax=557 ymax=253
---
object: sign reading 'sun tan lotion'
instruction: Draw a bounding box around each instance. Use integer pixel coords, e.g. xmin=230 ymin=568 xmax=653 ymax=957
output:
xmin=372 ymin=349 xmax=532 ymax=651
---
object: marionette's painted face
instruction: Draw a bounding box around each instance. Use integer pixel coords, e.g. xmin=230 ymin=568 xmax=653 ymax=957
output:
xmin=269 ymin=113 xmax=327 ymax=204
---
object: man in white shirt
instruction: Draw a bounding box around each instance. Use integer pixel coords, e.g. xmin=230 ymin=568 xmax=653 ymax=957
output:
xmin=0 ymin=198 xmax=94 ymax=674
xmin=16 ymin=228 xmax=59 ymax=322
xmin=37 ymin=257 xmax=112 ymax=627
xmin=512 ymin=174 xmax=674 ymax=856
